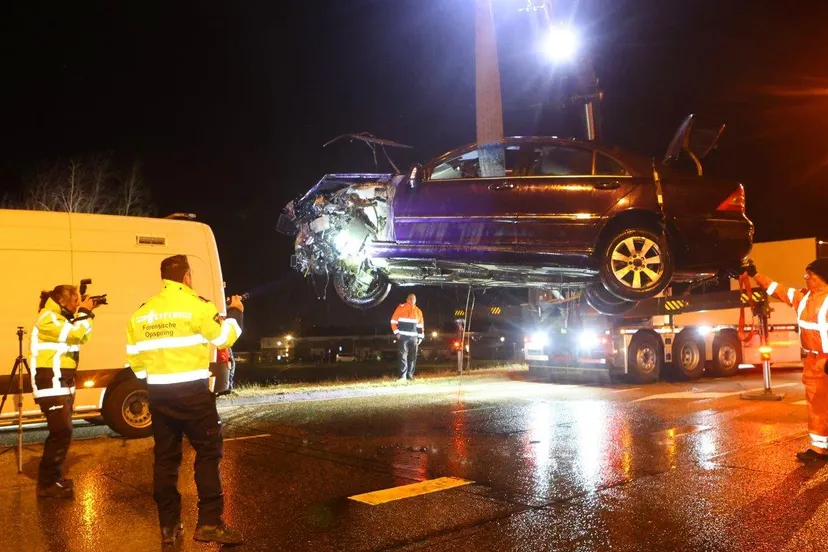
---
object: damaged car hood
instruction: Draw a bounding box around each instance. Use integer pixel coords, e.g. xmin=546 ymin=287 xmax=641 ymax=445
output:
xmin=278 ymin=173 xmax=406 ymax=281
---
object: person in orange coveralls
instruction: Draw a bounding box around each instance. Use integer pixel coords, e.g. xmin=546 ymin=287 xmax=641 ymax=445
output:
xmin=390 ymin=294 xmax=424 ymax=382
xmin=741 ymin=258 xmax=828 ymax=462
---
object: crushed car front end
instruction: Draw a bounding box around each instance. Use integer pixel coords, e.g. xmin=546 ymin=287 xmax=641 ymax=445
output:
xmin=278 ymin=173 xmax=405 ymax=307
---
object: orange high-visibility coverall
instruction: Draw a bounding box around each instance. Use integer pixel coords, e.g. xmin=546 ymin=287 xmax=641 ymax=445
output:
xmin=756 ymin=273 xmax=828 ymax=451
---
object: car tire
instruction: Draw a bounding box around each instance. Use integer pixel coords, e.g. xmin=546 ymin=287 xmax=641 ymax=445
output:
xmin=627 ymin=331 xmax=662 ymax=384
xmin=670 ymin=330 xmax=706 ymax=380
xmin=709 ymin=330 xmax=742 ymax=377
xmin=101 ymin=378 xmax=153 ymax=439
xmin=599 ymin=227 xmax=674 ymax=301
xmin=583 ymin=283 xmax=638 ymax=316
xmin=333 ymin=268 xmax=392 ymax=309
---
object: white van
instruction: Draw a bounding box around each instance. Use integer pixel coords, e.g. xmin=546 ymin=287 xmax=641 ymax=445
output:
xmin=0 ymin=209 xmax=227 ymax=438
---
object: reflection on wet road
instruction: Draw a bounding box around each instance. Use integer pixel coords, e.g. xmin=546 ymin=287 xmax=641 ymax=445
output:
xmin=1 ymin=369 xmax=826 ymax=551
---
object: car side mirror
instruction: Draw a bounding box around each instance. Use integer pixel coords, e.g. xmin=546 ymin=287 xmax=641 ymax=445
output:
xmin=408 ymin=163 xmax=424 ymax=190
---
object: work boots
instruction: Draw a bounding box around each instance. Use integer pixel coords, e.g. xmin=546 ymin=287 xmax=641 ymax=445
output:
xmin=796 ymin=449 xmax=828 ymax=463
xmin=160 ymin=522 xmax=184 ymax=545
xmin=193 ymin=522 xmax=244 ymax=545
xmin=37 ymin=480 xmax=74 ymax=499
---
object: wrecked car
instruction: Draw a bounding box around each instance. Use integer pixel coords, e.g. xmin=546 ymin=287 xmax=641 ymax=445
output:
xmin=278 ymin=116 xmax=754 ymax=315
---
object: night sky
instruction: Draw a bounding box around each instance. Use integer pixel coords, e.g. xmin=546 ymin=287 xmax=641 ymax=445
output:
xmin=2 ymin=1 xmax=827 ymax=344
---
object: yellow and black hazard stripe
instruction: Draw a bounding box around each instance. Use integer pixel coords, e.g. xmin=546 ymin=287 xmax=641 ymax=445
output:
xmin=489 ymin=306 xmax=502 ymax=315
xmin=739 ymin=291 xmax=766 ymax=304
xmin=663 ymin=299 xmax=689 ymax=311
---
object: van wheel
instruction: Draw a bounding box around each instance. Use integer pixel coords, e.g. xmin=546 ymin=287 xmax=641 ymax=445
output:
xmin=627 ymin=332 xmax=662 ymax=384
xmin=671 ymin=330 xmax=706 ymax=380
xmin=710 ymin=330 xmax=742 ymax=377
xmin=102 ymin=378 xmax=153 ymax=438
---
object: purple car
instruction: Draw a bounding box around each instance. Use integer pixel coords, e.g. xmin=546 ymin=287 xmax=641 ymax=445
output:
xmin=278 ymin=115 xmax=753 ymax=315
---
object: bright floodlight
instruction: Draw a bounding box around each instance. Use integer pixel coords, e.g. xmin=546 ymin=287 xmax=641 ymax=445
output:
xmin=541 ymin=26 xmax=577 ymax=62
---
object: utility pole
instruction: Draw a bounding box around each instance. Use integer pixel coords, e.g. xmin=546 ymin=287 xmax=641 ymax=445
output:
xmin=474 ymin=0 xmax=506 ymax=177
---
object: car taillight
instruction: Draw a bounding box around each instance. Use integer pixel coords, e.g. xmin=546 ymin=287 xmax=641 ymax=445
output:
xmin=717 ymin=184 xmax=746 ymax=213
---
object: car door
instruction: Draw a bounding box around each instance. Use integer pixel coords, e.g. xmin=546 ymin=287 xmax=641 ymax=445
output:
xmin=392 ymin=144 xmax=527 ymax=250
xmin=513 ymin=143 xmax=638 ymax=252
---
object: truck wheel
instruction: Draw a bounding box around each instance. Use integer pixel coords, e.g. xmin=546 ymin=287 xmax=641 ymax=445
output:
xmin=583 ymin=283 xmax=638 ymax=316
xmin=671 ymin=330 xmax=706 ymax=380
xmin=710 ymin=330 xmax=742 ymax=377
xmin=599 ymin=227 xmax=674 ymax=301
xmin=627 ymin=331 xmax=662 ymax=384
xmin=102 ymin=378 xmax=153 ymax=439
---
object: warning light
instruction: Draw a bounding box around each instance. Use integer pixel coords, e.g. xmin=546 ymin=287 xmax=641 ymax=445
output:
xmin=452 ymin=340 xmax=461 ymax=351
xmin=83 ymin=380 xmax=95 ymax=388
xmin=759 ymin=345 xmax=772 ymax=360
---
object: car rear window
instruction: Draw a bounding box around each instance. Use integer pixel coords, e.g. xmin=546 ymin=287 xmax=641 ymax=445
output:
xmin=533 ymin=146 xmax=592 ymax=176
xmin=595 ymin=153 xmax=630 ymax=176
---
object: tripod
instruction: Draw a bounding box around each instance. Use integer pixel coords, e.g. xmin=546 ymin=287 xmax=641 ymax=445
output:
xmin=0 ymin=327 xmax=31 ymax=473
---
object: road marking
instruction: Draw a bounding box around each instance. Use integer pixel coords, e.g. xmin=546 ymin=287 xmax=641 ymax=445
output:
xmin=225 ymin=434 xmax=271 ymax=442
xmin=610 ymin=387 xmax=641 ymax=394
xmin=793 ymin=400 xmax=807 ymax=406
xmin=349 ymin=477 xmax=473 ymax=506
xmin=633 ymin=383 xmax=798 ymax=402
xmin=651 ymin=425 xmax=711 ymax=438
xmin=452 ymin=406 xmax=499 ymax=414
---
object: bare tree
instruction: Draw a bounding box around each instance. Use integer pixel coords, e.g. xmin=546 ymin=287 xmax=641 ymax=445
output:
xmin=12 ymin=154 xmax=153 ymax=216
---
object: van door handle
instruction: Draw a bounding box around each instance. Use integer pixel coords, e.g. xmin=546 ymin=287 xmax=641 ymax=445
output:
xmin=488 ymin=181 xmax=517 ymax=191
xmin=593 ymin=180 xmax=621 ymax=190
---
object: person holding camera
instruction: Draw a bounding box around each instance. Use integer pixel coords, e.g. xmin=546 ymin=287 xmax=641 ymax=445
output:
xmin=31 ymin=285 xmax=99 ymax=499
xmin=126 ymin=255 xmax=244 ymax=546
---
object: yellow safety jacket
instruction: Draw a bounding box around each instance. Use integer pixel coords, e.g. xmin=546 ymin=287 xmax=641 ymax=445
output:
xmin=126 ymin=280 xmax=242 ymax=386
xmin=30 ymin=297 xmax=94 ymax=399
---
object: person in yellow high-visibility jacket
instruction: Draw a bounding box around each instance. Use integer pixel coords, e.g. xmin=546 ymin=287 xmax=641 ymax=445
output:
xmin=126 ymin=255 xmax=244 ymax=546
xmin=31 ymin=285 xmax=100 ymax=499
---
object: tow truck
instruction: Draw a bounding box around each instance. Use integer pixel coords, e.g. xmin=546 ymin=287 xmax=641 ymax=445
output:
xmin=524 ymin=237 xmax=826 ymax=383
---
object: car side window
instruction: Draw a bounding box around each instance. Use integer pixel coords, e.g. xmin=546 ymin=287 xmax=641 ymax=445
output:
xmin=430 ymin=150 xmax=480 ymax=180
xmin=595 ymin=153 xmax=630 ymax=176
xmin=531 ymin=146 xmax=593 ymax=176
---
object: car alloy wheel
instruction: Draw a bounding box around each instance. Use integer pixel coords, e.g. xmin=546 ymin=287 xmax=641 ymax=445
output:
xmin=599 ymin=227 xmax=674 ymax=301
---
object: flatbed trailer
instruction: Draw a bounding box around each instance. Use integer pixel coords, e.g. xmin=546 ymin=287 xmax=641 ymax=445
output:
xmin=524 ymin=288 xmax=792 ymax=383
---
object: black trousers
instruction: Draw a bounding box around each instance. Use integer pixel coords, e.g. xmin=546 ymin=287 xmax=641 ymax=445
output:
xmin=149 ymin=387 xmax=224 ymax=528
xmin=36 ymin=393 xmax=74 ymax=488
xmin=398 ymin=336 xmax=419 ymax=379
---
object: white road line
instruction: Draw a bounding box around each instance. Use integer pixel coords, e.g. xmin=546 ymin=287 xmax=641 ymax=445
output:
xmin=609 ymin=387 xmax=641 ymax=394
xmin=633 ymin=383 xmax=798 ymax=402
xmin=225 ymin=434 xmax=271 ymax=442
xmin=452 ymin=406 xmax=499 ymax=414
xmin=793 ymin=400 xmax=807 ymax=406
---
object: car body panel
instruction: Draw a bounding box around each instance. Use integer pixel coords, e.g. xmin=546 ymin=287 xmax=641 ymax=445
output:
xmin=280 ymin=133 xmax=753 ymax=300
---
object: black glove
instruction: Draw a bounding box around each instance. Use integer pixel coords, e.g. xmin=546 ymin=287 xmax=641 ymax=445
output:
xmin=728 ymin=260 xmax=756 ymax=279
xmin=741 ymin=260 xmax=757 ymax=278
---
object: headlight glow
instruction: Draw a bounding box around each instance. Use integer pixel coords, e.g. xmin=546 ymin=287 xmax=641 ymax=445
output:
xmin=578 ymin=330 xmax=600 ymax=349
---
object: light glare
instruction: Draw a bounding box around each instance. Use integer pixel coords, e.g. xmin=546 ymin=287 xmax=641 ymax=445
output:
xmin=541 ymin=26 xmax=577 ymax=62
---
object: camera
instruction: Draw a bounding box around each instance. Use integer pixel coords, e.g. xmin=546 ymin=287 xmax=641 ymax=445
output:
xmin=79 ymin=278 xmax=108 ymax=307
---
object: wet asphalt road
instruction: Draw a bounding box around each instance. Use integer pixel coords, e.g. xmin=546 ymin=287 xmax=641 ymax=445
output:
xmin=1 ymin=368 xmax=826 ymax=552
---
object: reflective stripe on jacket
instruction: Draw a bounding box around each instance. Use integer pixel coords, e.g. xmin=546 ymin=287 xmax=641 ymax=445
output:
xmin=30 ymin=298 xmax=94 ymax=399
xmin=390 ymin=303 xmax=424 ymax=338
xmin=756 ymin=273 xmax=828 ymax=354
xmin=126 ymin=280 xmax=242 ymax=385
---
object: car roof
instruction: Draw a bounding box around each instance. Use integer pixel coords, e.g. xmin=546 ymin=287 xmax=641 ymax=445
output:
xmin=428 ymin=137 xmax=656 ymax=177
